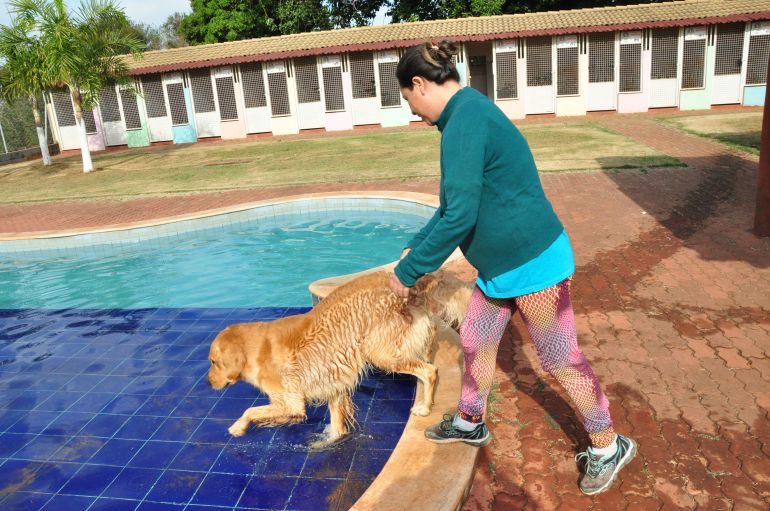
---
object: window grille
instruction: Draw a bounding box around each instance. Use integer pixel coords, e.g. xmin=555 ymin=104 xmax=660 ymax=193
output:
xmin=682 ymin=38 xmax=706 ymax=89
xmin=190 ymin=69 xmax=215 ymax=113
xmin=526 ymin=37 xmax=552 ymax=87
xmin=295 ymin=57 xmax=320 ymax=104
xmin=715 ymin=23 xmax=745 ymax=76
xmin=589 ymin=33 xmax=614 ymax=83
xmin=350 ymin=52 xmax=376 ymax=99
xmin=557 ymin=37 xmax=579 ymax=96
xmin=51 ymin=89 xmax=76 ymax=127
xmin=267 ymin=71 xmax=291 ymax=116
xmin=747 ymin=33 xmax=770 ymax=85
xmin=495 ymin=51 xmax=517 ymax=99
xmin=651 ymin=28 xmax=678 ymax=79
xmin=619 ymin=41 xmax=642 ymax=93
xmin=240 ymin=62 xmax=267 ymax=108
xmin=142 ymin=75 xmax=167 ymax=118
xmin=378 ymin=61 xmax=401 ymax=107
xmin=165 ymin=82 xmax=188 ymax=125
xmin=322 ymin=66 xmax=345 ymax=112
xmin=120 ymin=89 xmax=142 ymax=130
xmin=215 ymin=76 xmax=238 ymax=121
xmin=99 ymin=87 xmax=121 ymax=123
xmin=82 ymin=109 xmax=97 ymax=134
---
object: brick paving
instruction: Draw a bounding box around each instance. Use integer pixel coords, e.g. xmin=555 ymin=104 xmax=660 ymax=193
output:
xmin=1 ymin=110 xmax=769 ymax=510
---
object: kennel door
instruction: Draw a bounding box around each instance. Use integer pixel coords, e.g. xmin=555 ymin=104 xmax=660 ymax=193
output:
xmin=525 ymin=36 xmax=555 ymax=114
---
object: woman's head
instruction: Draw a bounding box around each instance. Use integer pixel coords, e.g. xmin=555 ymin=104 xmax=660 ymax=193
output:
xmin=396 ymin=40 xmax=462 ymax=125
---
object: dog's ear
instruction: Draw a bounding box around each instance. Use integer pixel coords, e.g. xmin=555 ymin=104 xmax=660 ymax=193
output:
xmin=219 ymin=328 xmax=247 ymax=380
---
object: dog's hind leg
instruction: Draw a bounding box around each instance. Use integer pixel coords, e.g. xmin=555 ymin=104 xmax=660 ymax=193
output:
xmin=310 ymin=392 xmax=356 ymax=450
xmin=394 ymin=360 xmax=438 ymax=417
xmin=228 ymin=397 xmax=306 ymax=437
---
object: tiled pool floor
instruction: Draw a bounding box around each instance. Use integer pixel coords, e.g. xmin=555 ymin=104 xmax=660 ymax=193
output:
xmin=0 ymin=308 xmax=415 ymax=511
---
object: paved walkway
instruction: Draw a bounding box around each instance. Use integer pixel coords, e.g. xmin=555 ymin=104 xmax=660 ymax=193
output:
xmin=2 ymin=111 xmax=769 ymax=510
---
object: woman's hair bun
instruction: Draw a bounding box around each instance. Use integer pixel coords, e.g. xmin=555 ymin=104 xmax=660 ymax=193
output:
xmin=421 ymin=40 xmax=458 ymax=69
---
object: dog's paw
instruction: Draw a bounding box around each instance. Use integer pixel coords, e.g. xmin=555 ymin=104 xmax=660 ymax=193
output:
xmin=410 ymin=403 xmax=431 ymax=416
xmin=228 ymin=423 xmax=248 ymax=437
xmin=309 ymin=432 xmax=350 ymax=450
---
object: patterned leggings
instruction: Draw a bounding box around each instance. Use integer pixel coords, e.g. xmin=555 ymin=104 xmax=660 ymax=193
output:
xmin=458 ymin=278 xmax=615 ymax=448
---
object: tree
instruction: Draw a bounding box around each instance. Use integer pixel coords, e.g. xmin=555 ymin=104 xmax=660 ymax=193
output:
xmin=0 ymin=20 xmax=54 ymax=165
xmin=131 ymin=13 xmax=188 ymax=50
xmin=10 ymin=0 xmax=144 ymax=173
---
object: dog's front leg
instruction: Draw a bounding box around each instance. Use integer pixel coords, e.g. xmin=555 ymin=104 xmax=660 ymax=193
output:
xmin=228 ymin=401 xmax=306 ymax=437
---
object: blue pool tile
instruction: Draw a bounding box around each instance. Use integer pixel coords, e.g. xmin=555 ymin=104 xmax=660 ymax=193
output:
xmin=357 ymin=422 xmax=405 ymax=450
xmin=374 ymin=378 xmax=417 ymax=400
xmin=0 ymin=491 xmax=52 ymax=511
xmin=136 ymin=501 xmax=185 ymax=511
xmin=287 ymin=478 xmax=344 ymax=511
xmin=79 ymin=413 xmax=131 ymax=437
xmin=154 ymin=377 xmax=198 ymax=398
xmin=11 ymin=434 xmax=66 ymax=461
xmin=58 ymin=373 xmax=104 ymax=392
xmin=187 ymin=378 xmax=218 ymax=397
xmin=39 ymin=494 xmax=95 ymax=511
xmin=0 ymin=409 xmax=27 ymax=432
xmin=208 ymin=398 xmax=255 ymax=420
xmin=301 ymin=447 xmax=356 ymax=479
xmin=50 ymin=435 xmax=106 ymax=463
xmin=101 ymin=394 xmax=150 ymax=414
xmin=128 ymin=441 xmax=185 ymax=469
xmin=42 ymin=411 xmax=95 ymax=436
xmin=191 ymin=472 xmax=250 ymax=506
xmin=67 ymin=392 xmax=115 ymax=413
xmin=89 ymin=497 xmax=140 ymax=511
xmin=33 ymin=391 xmax=84 ymax=412
xmin=0 ymin=432 xmax=34 ymax=457
xmin=91 ymin=375 xmax=135 ymax=394
xmin=167 ymin=443 xmax=222 ymax=472
xmin=188 ymin=419 xmax=232 ymax=445
xmin=270 ymin=423 xmax=324 ymax=448
xmin=102 ymin=466 xmax=163 ymax=499
xmin=238 ymin=476 xmax=298 ymax=510
xmin=349 ymin=449 xmax=390 ymax=478
xmin=144 ymin=469 xmax=205 ymax=505
xmin=17 ymin=460 xmax=81 ymax=493
xmin=151 ymin=417 xmax=203 ymax=442
xmin=210 ymin=443 xmax=264 ymax=475
xmin=137 ymin=395 xmax=186 ymax=417
xmin=170 ymin=396 xmax=218 ymax=418
xmin=371 ymin=399 xmax=414 ymax=422
xmin=89 ymin=438 xmax=145 ymax=466
xmin=115 ymin=415 xmax=165 ymax=440
xmin=7 ymin=410 xmax=61 ymax=434
xmin=6 ymin=390 xmax=52 ymax=410
xmin=59 ymin=463 xmax=122 ymax=496
xmin=123 ymin=376 xmax=171 ymax=395
xmin=257 ymin=449 xmax=308 ymax=477
xmin=170 ymin=360 xmax=208 ymax=377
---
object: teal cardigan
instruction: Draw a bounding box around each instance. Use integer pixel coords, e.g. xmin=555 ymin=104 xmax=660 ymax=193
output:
xmin=394 ymin=87 xmax=564 ymax=287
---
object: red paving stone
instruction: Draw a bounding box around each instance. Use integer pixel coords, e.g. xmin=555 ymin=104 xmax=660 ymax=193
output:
xmin=1 ymin=109 xmax=769 ymax=509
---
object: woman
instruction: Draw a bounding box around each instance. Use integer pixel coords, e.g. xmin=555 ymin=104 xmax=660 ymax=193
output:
xmin=388 ymin=40 xmax=636 ymax=496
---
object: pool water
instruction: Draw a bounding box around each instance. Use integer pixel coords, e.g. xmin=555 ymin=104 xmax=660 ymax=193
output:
xmin=0 ymin=209 xmax=428 ymax=308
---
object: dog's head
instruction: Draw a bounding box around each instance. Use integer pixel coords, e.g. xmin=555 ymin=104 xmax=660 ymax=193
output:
xmin=207 ymin=325 xmax=247 ymax=390
xmin=410 ymin=272 xmax=473 ymax=329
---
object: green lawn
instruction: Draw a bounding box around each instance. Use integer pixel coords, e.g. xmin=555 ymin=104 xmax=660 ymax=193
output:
xmin=0 ymin=122 xmax=682 ymax=204
xmin=658 ymin=112 xmax=761 ymax=155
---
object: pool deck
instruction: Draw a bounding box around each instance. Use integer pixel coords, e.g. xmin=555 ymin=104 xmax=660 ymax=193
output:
xmin=2 ymin=110 xmax=770 ymax=510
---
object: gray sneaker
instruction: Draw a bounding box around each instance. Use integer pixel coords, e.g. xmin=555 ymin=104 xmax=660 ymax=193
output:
xmin=575 ymin=434 xmax=637 ymax=495
xmin=424 ymin=413 xmax=491 ymax=447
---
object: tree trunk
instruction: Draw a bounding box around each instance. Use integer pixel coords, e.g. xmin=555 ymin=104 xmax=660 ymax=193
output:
xmin=70 ymin=88 xmax=93 ymax=173
xmin=30 ymin=96 xmax=51 ymax=166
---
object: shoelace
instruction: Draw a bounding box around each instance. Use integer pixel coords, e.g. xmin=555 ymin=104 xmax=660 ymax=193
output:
xmin=575 ymin=451 xmax=611 ymax=478
xmin=438 ymin=414 xmax=456 ymax=432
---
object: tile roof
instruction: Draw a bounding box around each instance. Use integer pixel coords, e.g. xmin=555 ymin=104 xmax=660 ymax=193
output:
xmin=125 ymin=0 xmax=770 ymax=75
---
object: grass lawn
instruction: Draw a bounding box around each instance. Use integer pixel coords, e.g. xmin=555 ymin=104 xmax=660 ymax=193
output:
xmin=658 ymin=112 xmax=761 ymax=155
xmin=0 ymin=122 xmax=681 ymax=204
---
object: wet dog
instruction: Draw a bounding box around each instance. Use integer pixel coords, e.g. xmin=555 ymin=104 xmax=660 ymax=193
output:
xmin=206 ymin=270 xmax=471 ymax=448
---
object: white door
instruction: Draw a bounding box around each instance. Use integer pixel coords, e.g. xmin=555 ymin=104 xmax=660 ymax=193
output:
xmin=493 ymin=40 xmax=519 ymax=101
xmin=294 ymin=56 xmax=324 ymax=129
xmin=189 ymin=68 xmax=220 ymax=137
xmin=525 ymin=36 xmax=554 ymax=114
xmin=681 ymin=27 xmax=708 ymax=91
xmin=712 ymin=23 xmax=746 ymax=105
xmin=213 ymin=66 xmax=241 ymax=122
xmin=98 ymin=85 xmax=127 ymax=146
xmin=650 ymin=27 xmax=680 ymax=108
xmin=349 ymin=52 xmax=380 ymax=125
xmin=240 ymin=62 xmax=271 ymax=133
xmin=162 ymin=73 xmax=190 ymax=129
xmin=49 ymin=89 xmax=80 ymax=150
xmin=142 ymin=74 xmax=173 ymax=142
xmin=587 ymin=32 xmax=617 ymax=111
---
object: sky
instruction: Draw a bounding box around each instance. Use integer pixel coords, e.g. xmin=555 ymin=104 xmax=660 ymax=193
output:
xmin=0 ymin=1 xmax=391 ymax=28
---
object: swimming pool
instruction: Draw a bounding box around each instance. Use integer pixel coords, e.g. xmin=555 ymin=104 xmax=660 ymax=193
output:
xmin=0 ymin=197 xmax=435 ymax=511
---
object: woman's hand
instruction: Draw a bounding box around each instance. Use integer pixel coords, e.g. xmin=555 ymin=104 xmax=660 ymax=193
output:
xmin=389 ymin=272 xmax=411 ymax=298
xmin=400 ymin=247 xmax=411 ymax=260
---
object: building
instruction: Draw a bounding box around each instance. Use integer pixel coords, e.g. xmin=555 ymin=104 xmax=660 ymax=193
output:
xmin=46 ymin=0 xmax=770 ymax=152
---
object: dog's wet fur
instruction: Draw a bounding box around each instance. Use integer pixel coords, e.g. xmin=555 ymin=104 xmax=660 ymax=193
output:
xmin=207 ymin=271 xmax=471 ymax=448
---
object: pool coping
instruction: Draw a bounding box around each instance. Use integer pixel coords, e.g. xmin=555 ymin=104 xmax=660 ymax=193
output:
xmin=1 ymin=190 xmax=478 ymax=511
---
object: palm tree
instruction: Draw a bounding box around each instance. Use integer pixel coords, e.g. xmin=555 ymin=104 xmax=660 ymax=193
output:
xmin=0 ymin=21 xmax=54 ymax=165
xmin=9 ymin=0 xmax=144 ymax=173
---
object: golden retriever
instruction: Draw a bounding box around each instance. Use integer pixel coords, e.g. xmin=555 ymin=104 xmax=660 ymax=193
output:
xmin=207 ymin=270 xmax=471 ymax=448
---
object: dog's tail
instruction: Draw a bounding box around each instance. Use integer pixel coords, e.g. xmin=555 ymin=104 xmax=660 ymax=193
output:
xmin=409 ymin=271 xmax=473 ymax=329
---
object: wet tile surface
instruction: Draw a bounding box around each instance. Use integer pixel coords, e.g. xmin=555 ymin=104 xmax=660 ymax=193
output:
xmin=0 ymin=308 xmax=415 ymax=510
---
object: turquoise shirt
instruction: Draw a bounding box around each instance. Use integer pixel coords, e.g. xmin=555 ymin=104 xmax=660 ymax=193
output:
xmin=394 ymin=87 xmax=564 ymax=287
xmin=476 ymin=230 xmax=575 ymax=298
